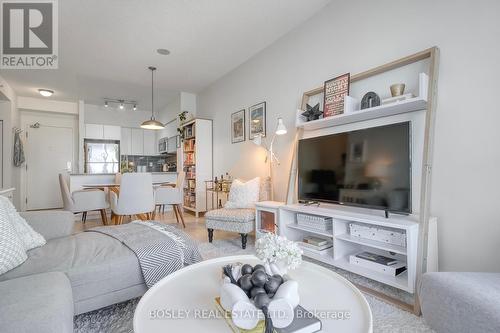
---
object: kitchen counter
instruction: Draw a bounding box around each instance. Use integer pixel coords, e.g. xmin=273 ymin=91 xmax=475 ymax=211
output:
xmin=69 ymin=172 xmax=178 ymax=192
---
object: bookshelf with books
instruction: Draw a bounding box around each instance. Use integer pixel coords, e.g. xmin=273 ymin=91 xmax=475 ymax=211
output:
xmin=180 ymin=118 xmax=213 ymax=217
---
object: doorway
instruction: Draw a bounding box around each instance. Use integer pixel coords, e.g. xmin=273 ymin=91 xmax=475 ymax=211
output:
xmin=21 ymin=111 xmax=77 ymax=210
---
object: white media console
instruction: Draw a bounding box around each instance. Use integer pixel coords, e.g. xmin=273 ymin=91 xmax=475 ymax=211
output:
xmin=268 ymin=203 xmax=437 ymax=294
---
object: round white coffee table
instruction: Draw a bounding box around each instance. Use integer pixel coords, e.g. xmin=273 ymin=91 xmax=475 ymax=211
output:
xmin=134 ymin=255 xmax=373 ymax=332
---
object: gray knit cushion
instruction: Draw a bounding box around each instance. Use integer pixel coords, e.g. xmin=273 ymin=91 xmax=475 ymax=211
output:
xmin=0 ymin=203 xmax=27 ymax=275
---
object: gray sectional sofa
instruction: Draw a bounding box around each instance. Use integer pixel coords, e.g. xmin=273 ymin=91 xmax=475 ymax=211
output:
xmin=420 ymin=272 xmax=500 ymax=333
xmin=0 ymin=211 xmax=148 ymax=332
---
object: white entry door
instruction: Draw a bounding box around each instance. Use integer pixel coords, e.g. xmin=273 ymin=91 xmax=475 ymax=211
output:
xmin=25 ymin=123 xmax=74 ymax=210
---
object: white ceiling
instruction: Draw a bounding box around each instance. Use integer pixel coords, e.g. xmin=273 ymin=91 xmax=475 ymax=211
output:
xmin=0 ymin=0 xmax=331 ymax=110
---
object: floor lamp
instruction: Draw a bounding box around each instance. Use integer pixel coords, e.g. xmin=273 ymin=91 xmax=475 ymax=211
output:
xmin=252 ymin=118 xmax=287 ymax=200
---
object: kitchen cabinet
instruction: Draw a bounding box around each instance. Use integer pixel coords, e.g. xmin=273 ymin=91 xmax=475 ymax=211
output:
xmin=85 ymin=124 xmax=121 ymax=140
xmin=103 ymin=125 xmax=121 ymax=140
xmin=143 ymin=130 xmax=157 ymax=155
xmin=120 ymin=127 xmax=132 ymax=155
xmin=85 ymin=124 xmax=103 ymax=139
xmin=167 ymin=135 xmax=178 ymax=153
xmin=130 ymin=128 xmax=144 ymax=155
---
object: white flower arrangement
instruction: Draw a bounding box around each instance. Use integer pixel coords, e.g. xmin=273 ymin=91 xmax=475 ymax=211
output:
xmin=255 ymin=233 xmax=303 ymax=270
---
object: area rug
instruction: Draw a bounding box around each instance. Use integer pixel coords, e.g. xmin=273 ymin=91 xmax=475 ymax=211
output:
xmin=74 ymin=237 xmax=434 ymax=332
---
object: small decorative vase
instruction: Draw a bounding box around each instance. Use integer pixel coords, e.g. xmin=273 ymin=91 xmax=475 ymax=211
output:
xmin=390 ymin=83 xmax=406 ymax=97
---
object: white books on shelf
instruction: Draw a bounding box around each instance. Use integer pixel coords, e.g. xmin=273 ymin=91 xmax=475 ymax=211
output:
xmin=300 ymin=241 xmax=333 ymax=251
xmin=349 ymin=253 xmax=407 ymax=277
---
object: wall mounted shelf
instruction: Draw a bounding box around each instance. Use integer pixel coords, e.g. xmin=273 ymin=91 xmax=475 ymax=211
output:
xmin=296 ymin=72 xmax=428 ymax=131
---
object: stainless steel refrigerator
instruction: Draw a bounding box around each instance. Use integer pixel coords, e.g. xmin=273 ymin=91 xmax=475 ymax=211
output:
xmin=84 ymin=139 xmax=120 ymax=174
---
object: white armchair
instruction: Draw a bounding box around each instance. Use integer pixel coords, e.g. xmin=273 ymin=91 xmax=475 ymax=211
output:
xmin=110 ymin=173 xmax=155 ymax=225
xmin=155 ymin=172 xmax=185 ymax=228
xmin=58 ymin=174 xmax=109 ymax=225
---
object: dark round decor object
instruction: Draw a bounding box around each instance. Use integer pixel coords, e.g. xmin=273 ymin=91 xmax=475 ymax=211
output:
xmin=253 ymin=264 xmax=266 ymax=272
xmin=238 ymin=274 xmax=254 ymax=291
xmin=251 ymin=270 xmax=268 ymax=288
xmin=361 ymin=91 xmax=381 ymax=109
xmin=264 ymin=277 xmax=281 ymax=294
xmin=250 ymin=287 xmax=267 ymax=299
xmin=254 ymin=293 xmax=271 ymax=309
xmin=272 ymin=274 xmax=284 ymax=285
xmin=241 ymin=264 xmax=254 ymax=275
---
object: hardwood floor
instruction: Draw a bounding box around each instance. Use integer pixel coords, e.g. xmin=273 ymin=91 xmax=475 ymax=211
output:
xmin=74 ymin=209 xmax=239 ymax=243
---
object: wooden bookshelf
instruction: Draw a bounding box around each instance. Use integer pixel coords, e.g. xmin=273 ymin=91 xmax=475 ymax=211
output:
xmin=181 ymin=119 xmax=213 ymax=217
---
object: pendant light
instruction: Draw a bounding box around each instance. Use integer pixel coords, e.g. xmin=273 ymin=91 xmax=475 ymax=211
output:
xmin=141 ymin=66 xmax=164 ymax=130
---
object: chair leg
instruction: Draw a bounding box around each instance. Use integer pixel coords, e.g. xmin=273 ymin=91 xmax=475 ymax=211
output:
xmin=162 ymin=205 xmax=165 ymax=214
xmin=99 ymin=209 xmax=108 ymax=225
xmin=240 ymin=233 xmax=248 ymax=249
xmin=176 ymin=205 xmax=186 ymax=228
xmin=173 ymin=205 xmax=180 ymax=224
xmin=82 ymin=211 xmax=87 ymax=223
xmin=208 ymin=228 xmax=214 ymax=243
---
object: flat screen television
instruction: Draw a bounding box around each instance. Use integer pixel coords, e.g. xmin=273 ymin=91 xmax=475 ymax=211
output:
xmin=298 ymin=122 xmax=411 ymax=214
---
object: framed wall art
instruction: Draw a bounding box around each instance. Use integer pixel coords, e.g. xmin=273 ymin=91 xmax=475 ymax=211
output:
xmin=323 ymin=73 xmax=350 ymax=117
xmin=249 ymin=102 xmax=266 ymax=139
xmin=231 ymin=109 xmax=246 ymax=143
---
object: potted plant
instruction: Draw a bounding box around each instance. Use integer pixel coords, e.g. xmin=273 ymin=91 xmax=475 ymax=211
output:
xmin=177 ymin=111 xmax=193 ymax=141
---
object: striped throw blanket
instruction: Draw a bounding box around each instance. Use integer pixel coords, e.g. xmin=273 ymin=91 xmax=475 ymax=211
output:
xmin=88 ymin=221 xmax=202 ymax=288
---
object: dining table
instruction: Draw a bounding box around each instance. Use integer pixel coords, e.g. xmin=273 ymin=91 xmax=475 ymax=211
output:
xmin=82 ymin=182 xmax=176 ymax=224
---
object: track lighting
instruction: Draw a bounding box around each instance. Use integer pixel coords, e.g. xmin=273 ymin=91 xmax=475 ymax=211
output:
xmin=103 ymin=99 xmax=138 ymax=110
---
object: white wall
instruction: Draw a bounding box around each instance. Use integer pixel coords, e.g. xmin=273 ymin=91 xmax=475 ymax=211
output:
xmin=197 ymin=0 xmax=500 ymax=272
xmin=0 ymin=75 xmax=21 ymax=207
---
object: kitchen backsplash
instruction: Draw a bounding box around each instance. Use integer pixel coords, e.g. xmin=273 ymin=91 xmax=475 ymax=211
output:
xmin=121 ymin=155 xmax=177 ymax=173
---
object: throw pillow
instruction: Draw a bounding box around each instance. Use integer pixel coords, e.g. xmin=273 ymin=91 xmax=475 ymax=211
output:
xmin=225 ymin=177 xmax=261 ymax=209
xmin=0 ymin=202 xmax=27 ymax=275
xmin=0 ymin=196 xmax=45 ymax=251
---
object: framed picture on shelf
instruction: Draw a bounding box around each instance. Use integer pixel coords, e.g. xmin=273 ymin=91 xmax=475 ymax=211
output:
xmin=249 ymin=101 xmax=266 ymax=139
xmin=231 ymin=109 xmax=246 ymax=143
xmin=323 ymin=73 xmax=350 ymax=118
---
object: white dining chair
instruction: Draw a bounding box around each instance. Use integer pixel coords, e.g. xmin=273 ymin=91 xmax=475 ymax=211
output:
xmin=59 ymin=174 xmax=109 ymax=225
xmin=110 ymin=172 xmax=155 ymax=225
xmin=115 ymin=172 xmax=122 ymax=184
xmin=155 ymin=171 xmax=186 ymax=228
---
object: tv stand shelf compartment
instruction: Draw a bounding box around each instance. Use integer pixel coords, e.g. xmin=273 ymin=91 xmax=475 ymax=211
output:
xmin=278 ymin=204 xmax=420 ymax=293
xmin=287 ymin=223 xmax=333 ymax=238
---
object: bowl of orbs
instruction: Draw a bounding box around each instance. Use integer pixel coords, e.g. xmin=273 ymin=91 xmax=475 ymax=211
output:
xmin=219 ymin=263 xmax=299 ymax=332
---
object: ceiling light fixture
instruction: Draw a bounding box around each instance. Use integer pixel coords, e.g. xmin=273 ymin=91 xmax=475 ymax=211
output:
xmin=103 ymin=98 xmax=137 ymax=109
xmin=38 ymin=89 xmax=54 ymax=97
xmin=156 ymin=48 xmax=170 ymax=56
xmin=141 ymin=66 xmax=164 ymax=130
